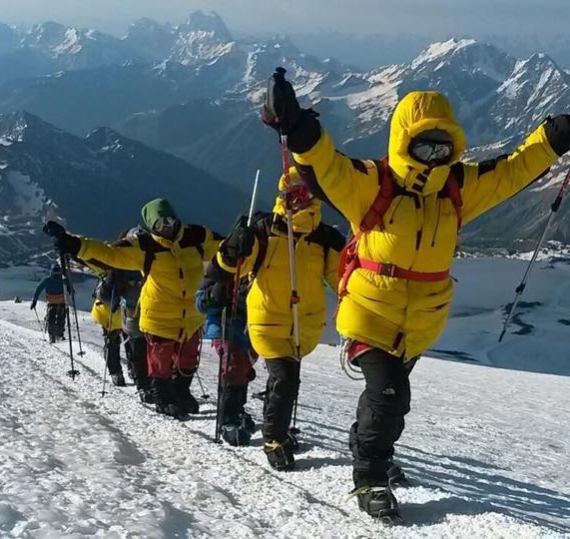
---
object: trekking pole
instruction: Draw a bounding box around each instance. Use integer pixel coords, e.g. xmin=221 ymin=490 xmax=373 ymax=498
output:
xmin=215 ymin=260 xmax=243 ymax=443
xmin=214 ymin=170 xmax=261 ymax=442
xmin=214 ymin=306 xmax=227 ymax=443
xmin=499 ymin=166 xmax=570 ymax=342
xmin=247 ymin=169 xmax=261 ymax=227
xmin=195 ymin=371 xmax=210 ymax=400
xmin=279 ymin=125 xmax=302 ymax=434
xmin=100 ymin=287 xmax=115 ymax=397
xmin=280 ymin=140 xmax=302 ymax=360
xmin=33 ymin=306 xmax=44 ymax=332
xmin=59 ymin=253 xmax=80 ymax=379
xmin=195 ymin=333 xmax=210 ymax=400
xmin=64 ymin=256 xmax=85 ymax=356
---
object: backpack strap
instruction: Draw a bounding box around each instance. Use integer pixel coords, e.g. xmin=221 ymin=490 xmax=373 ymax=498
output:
xmin=360 ymin=158 xmax=394 ymax=233
xmin=250 ymin=214 xmax=272 ymax=279
xmin=137 ymin=233 xmax=158 ymax=278
xmin=442 ymin=171 xmax=463 ymax=230
xmin=304 ymin=222 xmax=346 ymax=261
xmin=337 ymin=159 xmax=394 ymax=281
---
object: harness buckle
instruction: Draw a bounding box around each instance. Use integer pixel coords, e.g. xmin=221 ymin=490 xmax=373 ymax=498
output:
xmin=378 ymin=263 xmax=397 ymax=277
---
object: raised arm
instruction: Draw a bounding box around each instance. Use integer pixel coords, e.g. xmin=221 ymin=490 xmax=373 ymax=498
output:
xmin=461 ymin=117 xmax=568 ymax=225
xmin=262 ymin=68 xmax=379 ymax=225
xmin=294 ymin=137 xmax=382 ymax=225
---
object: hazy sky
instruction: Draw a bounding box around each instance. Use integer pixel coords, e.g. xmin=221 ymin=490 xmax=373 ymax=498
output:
xmin=0 ymin=0 xmax=568 ymax=37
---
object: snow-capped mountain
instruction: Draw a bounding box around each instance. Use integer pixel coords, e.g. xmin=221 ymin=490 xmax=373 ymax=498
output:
xmin=16 ymin=21 xmax=145 ymax=72
xmin=169 ymin=11 xmax=235 ymax=65
xmin=0 ymin=112 xmax=249 ymax=266
xmin=1 ymin=12 xmax=570 ymax=259
xmin=122 ymin=18 xmax=176 ymax=62
xmin=111 ymin=35 xmax=570 ymax=242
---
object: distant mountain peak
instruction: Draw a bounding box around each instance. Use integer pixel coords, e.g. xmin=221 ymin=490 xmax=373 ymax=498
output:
xmin=180 ymin=10 xmax=232 ymax=42
xmin=411 ymin=38 xmax=478 ymax=67
xmin=27 ymin=21 xmax=68 ymax=48
xmin=524 ymin=51 xmax=560 ymax=69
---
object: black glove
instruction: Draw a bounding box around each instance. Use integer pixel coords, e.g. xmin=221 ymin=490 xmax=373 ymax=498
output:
xmin=30 ymin=300 xmax=37 ymax=310
xmin=43 ymin=220 xmax=81 ymax=256
xmin=209 ymin=282 xmax=231 ymax=307
xmin=221 ymin=217 xmax=255 ymax=266
xmin=263 ymin=67 xmax=303 ymax=135
xmin=544 ymin=114 xmax=570 ymax=156
xmin=262 ymin=67 xmax=321 ymax=152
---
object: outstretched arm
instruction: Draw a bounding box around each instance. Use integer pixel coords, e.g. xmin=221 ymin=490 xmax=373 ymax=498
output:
xmin=43 ymin=222 xmax=146 ymax=272
xmin=77 ymin=239 xmax=145 ymax=272
xmin=461 ymin=116 xmax=569 ymax=225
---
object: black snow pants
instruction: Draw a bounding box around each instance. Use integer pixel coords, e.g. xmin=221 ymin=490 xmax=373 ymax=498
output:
xmin=262 ymin=357 xmax=301 ymax=443
xmin=103 ymin=328 xmax=122 ymax=375
xmin=349 ymin=348 xmax=414 ymax=488
xmin=124 ymin=335 xmax=149 ymax=389
xmin=46 ymin=304 xmax=65 ymax=338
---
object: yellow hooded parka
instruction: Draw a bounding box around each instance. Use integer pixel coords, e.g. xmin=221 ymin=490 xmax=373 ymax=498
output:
xmin=293 ymin=91 xmax=560 ymax=360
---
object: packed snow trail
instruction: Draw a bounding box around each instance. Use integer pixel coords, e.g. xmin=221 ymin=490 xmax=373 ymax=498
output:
xmin=0 ymin=304 xmax=569 ymax=538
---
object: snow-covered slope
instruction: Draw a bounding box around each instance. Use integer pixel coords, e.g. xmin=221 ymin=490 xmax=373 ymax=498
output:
xmin=2 ymin=253 xmax=570 ymax=536
xmin=435 ymin=256 xmax=570 ymax=376
xmin=1 ymin=304 xmax=569 ymax=537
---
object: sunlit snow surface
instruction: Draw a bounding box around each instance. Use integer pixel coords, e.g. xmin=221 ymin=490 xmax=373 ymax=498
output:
xmin=1 ymin=257 xmax=570 ymax=537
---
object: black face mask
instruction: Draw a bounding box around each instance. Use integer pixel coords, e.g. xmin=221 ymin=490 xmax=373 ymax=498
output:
xmin=408 ymin=138 xmax=454 ymax=166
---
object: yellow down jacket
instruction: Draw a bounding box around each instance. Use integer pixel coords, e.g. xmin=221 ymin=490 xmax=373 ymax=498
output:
xmin=293 ymin=91 xmax=560 ymax=360
xmin=218 ymin=171 xmax=344 ymax=359
xmin=91 ymin=300 xmax=122 ymax=331
xmin=76 ymin=226 xmax=221 ymax=342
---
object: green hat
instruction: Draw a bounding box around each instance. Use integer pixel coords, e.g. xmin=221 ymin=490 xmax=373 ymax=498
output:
xmin=141 ymin=198 xmax=178 ymax=230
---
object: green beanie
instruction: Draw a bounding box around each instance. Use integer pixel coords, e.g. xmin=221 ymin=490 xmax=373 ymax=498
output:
xmin=141 ymin=198 xmax=178 ymax=230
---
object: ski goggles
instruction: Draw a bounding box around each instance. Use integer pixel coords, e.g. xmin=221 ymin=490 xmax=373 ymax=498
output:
xmin=281 ymin=185 xmax=314 ymax=211
xmin=152 ymin=216 xmax=180 ymax=237
xmin=408 ymin=138 xmax=454 ymax=166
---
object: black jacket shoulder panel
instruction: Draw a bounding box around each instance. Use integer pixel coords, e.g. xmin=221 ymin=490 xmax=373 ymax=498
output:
xmin=179 ymin=225 xmax=207 ymax=248
xmin=476 ymin=155 xmax=509 ymax=179
xmin=305 ymin=222 xmax=345 ymax=253
xmin=320 ymin=223 xmax=346 ymax=253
